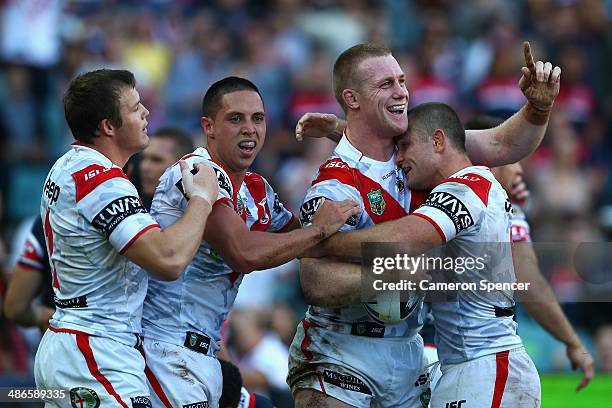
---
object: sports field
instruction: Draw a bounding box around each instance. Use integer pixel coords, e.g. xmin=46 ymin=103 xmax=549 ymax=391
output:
xmin=541 ymin=374 xmax=612 ymax=407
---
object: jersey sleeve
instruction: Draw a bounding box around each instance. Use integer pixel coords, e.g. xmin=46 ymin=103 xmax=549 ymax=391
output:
xmin=299 ymin=160 xmax=364 ymax=231
xmin=262 ymin=177 xmax=294 ymax=232
xmin=412 ymin=180 xmax=488 ymax=242
xmin=510 ymin=204 xmax=532 ymax=243
xmin=73 ymin=165 xmax=159 ymax=253
xmin=17 ymin=218 xmax=48 ymax=272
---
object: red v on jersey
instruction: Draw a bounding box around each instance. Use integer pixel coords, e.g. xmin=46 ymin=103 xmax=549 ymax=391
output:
xmin=313 ymin=158 xmax=407 ymax=224
xmin=443 ymin=172 xmax=492 ymax=206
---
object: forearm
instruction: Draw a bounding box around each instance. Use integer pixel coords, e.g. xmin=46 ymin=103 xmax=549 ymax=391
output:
xmin=515 ymin=244 xmax=581 ymax=347
xmin=160 ymin=197 xmax=212 ymax=266
xmin=465 ymin=103 xmax=549 ymax=167
xmin=235 ymin=225 xmax=327 ymax=273
xmin=300 ymin=258 xmax=361 ymax=306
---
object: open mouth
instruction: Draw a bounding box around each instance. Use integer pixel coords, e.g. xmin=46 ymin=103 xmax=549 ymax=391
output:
xmin=238 ymin=140 xmax=257 ymax=154
xmin=387 ymin=104 xmax=406 ymax=116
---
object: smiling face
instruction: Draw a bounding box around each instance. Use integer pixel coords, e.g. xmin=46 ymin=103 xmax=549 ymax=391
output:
xmin=204 ymin=90 xmax=266 ymax=173
xmin=355 ymin=55 xmax=409 ymax=138
xmin=114 ymin=86 xmax=150 ymax=155
xmin=395 ymin=129 xmax=438 ymax=190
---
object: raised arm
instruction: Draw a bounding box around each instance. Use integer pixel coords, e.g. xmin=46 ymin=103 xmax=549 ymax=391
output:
xmin=465 ymin=42 xmax=561 ymax=166
xmin=204 ymin=198 xmax=360 ymax=274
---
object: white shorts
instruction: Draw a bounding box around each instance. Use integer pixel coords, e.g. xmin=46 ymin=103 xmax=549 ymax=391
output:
xmin=287 ymin=320 xmax=427 ymax=408
xmin=430 ymin=347 xmax=540 ymax=408
xmin=34 ymin=327 xmax=151 ymax=408
xmin=141 ymin=337 xmax=222 ymax=408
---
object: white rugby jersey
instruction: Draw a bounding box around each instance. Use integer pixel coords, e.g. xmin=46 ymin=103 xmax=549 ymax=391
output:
xmin=511 ymin=204 xmax=532 ymax=243
xmin=412 ymin=166 xmax=522 ymax=365
xmin=141 ymin=147 xmax=294 ymax=352
xmin=301 ymin=136 xmax=426 ymax=338
xmin=41 ymin=145 xmax=159 ymax=346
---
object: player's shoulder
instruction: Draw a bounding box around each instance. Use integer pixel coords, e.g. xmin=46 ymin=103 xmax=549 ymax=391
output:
xmin=434 ymin=166 xmax=495 ymax=207
xmin=169 ymin=147 xmax=234 ymax=197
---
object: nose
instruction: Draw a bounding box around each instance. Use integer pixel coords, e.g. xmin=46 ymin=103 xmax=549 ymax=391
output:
xmin=393 ymin=81 xmax=408 ymax=100
xmin=242 ymin=119 xmax=257 ymax=135
xmin=142 ymin=104 xmax=150 ymax=117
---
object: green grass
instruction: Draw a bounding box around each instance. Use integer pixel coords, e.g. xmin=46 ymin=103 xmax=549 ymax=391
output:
xmin=541 ymin=374 xmax=612 ymax=407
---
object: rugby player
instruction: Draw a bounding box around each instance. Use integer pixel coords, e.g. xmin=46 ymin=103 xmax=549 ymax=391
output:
xmin=288 ymin=42 xmax=560 ymax=408
xmin=35 ymin=69 xmax=220 ymax=407
xmin=138 ymin=76 xmax=360 ymax=408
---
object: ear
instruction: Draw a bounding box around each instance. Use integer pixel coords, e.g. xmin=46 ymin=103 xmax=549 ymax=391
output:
xmin=201 ymin=116 xmax=214 ymax=138
xmin=98 ymin=119 xmax=114 ymax=137
xmin=342 ymin=89 xmax=360 ymax=110
xmin=432 ymin=129 xmax=445 ymax=152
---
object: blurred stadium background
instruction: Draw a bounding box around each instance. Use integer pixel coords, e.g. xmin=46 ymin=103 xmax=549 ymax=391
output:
xmin=0 ymin=0 xmax=611 ymax=406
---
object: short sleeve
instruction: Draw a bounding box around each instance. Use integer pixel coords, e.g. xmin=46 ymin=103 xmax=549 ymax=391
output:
xmin=510 ymin=204 xmax=532 ymax=243
xmin=76 ymin=172 xmax=159 ymax=253
xmin=412 ymin=181 xmax=486 ymax=242
xmin=300 ymin=179 xmax=363 ymax=231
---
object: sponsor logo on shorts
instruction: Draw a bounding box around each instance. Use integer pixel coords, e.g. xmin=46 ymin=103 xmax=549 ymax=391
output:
xmin=367 ymin=189 xmax=386 ymax=216
xmin=54 ymin=294 xmax=87 ymax=309
xmin=70 ymin=387 xmax=100 ymax=408
xmin=350 ymin=322 xmax=385 ymax=338
xmin=184 ymin=331 xmax=211 ymax=355
xmin=421 ymin=192 xmax=473 ymax=233
xmin=131 ymin=396 xmax=152 ymax=408
xmin=445 ymin=400 xmax=466 ymax=408
xmin=322 ymin=370 xmax=372 ymax=395
xmin=182 ymin=402 xmax=208 ymax=408
xmin=92 ymin=196 xmax=146 ymax=236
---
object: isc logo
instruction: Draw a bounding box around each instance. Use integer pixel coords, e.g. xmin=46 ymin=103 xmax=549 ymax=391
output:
xmin=325 ymin=160 xmax=348 ymax=169
xmin=445 ymin=400 xmax=466 ymax=408
xmin=84 ymin=167 xmax=111 ymax=181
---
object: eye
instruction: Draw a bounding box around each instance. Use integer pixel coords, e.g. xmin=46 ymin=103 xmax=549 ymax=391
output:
xmin=253 ymin=114 xmax=265 ymax=123
xmin=230 ymin=115 xmax=241 ymax=124
xmin=399 ymin=78 xmax=406 ymax=87
xmin=381 ymin=81 xmax=392 ymax=88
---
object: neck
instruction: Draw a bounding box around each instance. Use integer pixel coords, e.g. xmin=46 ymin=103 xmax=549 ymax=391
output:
xmin=207 ymin=146 xmax=246 ymax=187
xmin=82 ymin=140 xmax=131 ymax=168
xmin=345 ymin=115 xmax=396 ymax=162
xmin=432 ymin=153 xmax=474 ymax=186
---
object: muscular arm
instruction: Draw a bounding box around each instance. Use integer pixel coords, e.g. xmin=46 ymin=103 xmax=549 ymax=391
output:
xmin=300 ymin=258 xmax=362 ymax=306
xmin=317 ymin=214 xmax=443 ymax=260
xmin=514 ymin=242 xmax=594 ymax=390
xmin=3 ymin=266 xmax=54 ymax=330
xmin=464 ymin=104 xmax=548 ymax=167
xmin=125 ymin=196 xmax=213 ymax=280
xmin=204 ymin=204 xmax=326 ymax=274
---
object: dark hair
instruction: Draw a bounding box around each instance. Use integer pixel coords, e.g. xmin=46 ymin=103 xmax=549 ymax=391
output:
xmin=151 ymin=127 xmax=195 ymax=158
xmin=202 ymin=76 xmax=263 ymax=118
xmin=407 ymin=102 xmax=466 ymax=152
xmin=63 ymin=69 xmax=136 ymax=144
xmin=219 ymin=359 xmax=243 ymax=408
xmin=333 ymin=43 xmax=392 ymax=112
xmin=464 ymin=115 xmax=503 ymax=131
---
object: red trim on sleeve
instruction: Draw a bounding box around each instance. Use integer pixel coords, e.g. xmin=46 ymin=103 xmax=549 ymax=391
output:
xmin=72 ymin=165 xmax=129 ymax=203
xmin=119 ymin=224 xmax=160 ymax=254
xmin=248 ymin=393 xmax=257 ymax=408
xmin=138 ymin=346 xmax=173 ymax=408
xmin=491 ymin=350 xmax=510 ymax=408
xmin=76 ymin=333 xmax=129 ymax=408
xmin=313 ymin=158 xmax=407 ymax=224
xmin=17 ymin=261 xmax=42 ymax=272
xmin=411 ymin=213 xmax=446 ymax=242
xmin=443 ymin=173 xmax=492 ymax=206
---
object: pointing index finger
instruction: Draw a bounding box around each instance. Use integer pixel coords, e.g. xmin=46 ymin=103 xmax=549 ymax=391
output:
xmin=524 ymin=41 xmax=536 ymax=74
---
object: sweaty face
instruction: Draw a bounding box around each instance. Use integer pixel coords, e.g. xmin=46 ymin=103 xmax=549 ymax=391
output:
xmin=396 ymin=130 xmax=437 ymax=190
xmin=140 ymin=137 xmax=179 ymax=196
xmin=114 ymin=87 xmax=150 ymax=155
xmin=356 ymin=55 xmax=409 ymax=138
xmin=207 ymin=90 xmax=266 ymax=173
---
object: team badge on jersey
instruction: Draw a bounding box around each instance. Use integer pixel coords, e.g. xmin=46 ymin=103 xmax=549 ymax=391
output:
xmin=70 ymin=387 xmax=100 ymax=408
xmin=367 ymin=189 xmax=386 ymax=216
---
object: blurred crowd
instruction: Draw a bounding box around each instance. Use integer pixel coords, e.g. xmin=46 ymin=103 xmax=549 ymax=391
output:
xmin=1 ymin=0 xmax=612 ymax=404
